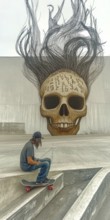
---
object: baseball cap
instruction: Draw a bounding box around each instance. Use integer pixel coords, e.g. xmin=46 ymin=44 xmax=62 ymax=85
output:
xmin=32 ymin=131 xmax=43 ymax=139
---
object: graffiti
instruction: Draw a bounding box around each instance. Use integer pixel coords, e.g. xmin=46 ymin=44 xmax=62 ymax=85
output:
xmin=45 ymin=72 xmax=86 ymax=94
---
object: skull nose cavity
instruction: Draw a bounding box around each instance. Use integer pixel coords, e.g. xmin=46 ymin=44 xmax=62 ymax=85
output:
xmin=59 ymin=104 xmax=69 ymax=116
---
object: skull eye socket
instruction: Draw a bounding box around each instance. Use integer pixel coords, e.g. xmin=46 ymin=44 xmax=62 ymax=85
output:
xmin=44 ymin=95 xmax=60 ymax=109
xmin=68 ymin=96 xmax=84 ymax=110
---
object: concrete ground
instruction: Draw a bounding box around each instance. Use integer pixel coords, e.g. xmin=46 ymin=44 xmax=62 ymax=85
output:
xmin=0 ymin=134 xmax=110 ymax=177
xmin=1 ymin=134 xmax=110 ymax=220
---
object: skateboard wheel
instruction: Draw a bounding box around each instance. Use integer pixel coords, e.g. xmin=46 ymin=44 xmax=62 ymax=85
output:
xmin=47 ymin=185 xmax=54 ymax=190
xmin=26 ymin=186 xmax=31 ymax=192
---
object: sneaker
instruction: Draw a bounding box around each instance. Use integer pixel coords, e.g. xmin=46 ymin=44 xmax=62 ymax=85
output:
xmin=45 ymin=178 xmax=55 ymax=183
xmin=36 ymin=177 xmax=54 ymax=184
xmin=45 ymin=177 xmax=50 ymax=182
xmin=43 ymin=179 xmax=49 ymax=183
xmin=36 ymin=179 xmax=48 ymax=184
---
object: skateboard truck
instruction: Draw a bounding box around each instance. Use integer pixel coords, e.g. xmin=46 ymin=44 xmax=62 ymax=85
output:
xmin=47 ymin=184 xmax=54 ymax=190
xmin=25 ymin=184 xmax=54 ymax=192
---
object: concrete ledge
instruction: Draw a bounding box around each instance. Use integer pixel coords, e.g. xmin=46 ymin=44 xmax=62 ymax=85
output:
xmin=0 ymin=122 xmax=25 ymax=134
xmin=0 ymin=173 xmax=64 ymax=220
xmin=63 ymin=167 xmax=110 ymax=220
xmin=0 ymin=170 xmax=59 ymax=210
xmin=0 ymin=171 xmax=38 ymax=210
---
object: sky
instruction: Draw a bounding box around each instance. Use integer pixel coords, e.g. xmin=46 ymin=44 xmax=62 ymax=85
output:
xmin=0 ymin=0 xmax=110 ymax=56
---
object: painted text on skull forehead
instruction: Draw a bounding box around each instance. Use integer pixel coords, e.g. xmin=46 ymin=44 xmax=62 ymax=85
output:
xmin=45 ymin=73 xmax=86 ymax=94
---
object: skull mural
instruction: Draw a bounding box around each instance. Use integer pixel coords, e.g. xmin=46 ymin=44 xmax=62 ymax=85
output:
xmin=40 ymin=69 xmax=88 ymax=135
xmin=16 ymin=0 xmax=104 ymax=136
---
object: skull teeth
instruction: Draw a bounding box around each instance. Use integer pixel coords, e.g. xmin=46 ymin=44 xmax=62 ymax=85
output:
xmin=49 ymin=119 xmax=79 ymax=128
xmin=54 ymin=123 xmax=75 ymax=128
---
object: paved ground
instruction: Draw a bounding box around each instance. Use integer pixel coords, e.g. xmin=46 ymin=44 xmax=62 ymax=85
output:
xmin=0 ymin=134 xmax=110 ymax=177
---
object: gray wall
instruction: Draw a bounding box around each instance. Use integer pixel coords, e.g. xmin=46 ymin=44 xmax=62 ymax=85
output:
xmin=0 ymin=57 xmax=110 ymax=135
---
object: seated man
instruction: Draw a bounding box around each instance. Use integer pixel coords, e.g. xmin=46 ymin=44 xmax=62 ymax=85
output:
xmin=20 ymin=131 xmax=51 ymax=183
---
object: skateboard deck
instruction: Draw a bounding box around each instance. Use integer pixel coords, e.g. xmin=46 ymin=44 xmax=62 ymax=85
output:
xmin=21 ymin=179 xmax=55 ymax=192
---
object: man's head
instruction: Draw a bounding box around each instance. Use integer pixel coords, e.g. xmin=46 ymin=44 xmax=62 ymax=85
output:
xmin=32 ymin=131 xmax=43 ymax=147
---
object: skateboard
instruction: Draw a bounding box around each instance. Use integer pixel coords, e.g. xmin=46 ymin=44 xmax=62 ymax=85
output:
xmin=21 ymin=179 xmax=55 ymax=192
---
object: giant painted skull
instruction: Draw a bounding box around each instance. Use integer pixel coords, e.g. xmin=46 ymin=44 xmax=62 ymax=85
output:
xmin=40 ymin=69 xmax=88 ymax=135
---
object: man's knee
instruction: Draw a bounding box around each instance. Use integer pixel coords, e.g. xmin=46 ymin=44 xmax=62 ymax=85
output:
xmin=42 ymin=161 xmax=49 ymax=168
xmin=46 ymin=158 xmax=51 ymax=164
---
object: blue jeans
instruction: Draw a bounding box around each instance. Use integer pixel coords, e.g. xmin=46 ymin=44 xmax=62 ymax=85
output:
xmin=21 ymin=158 xmax=51 ymax=182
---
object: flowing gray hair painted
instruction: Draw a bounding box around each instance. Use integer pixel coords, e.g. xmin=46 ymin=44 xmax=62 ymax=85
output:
xmin=16 ymin=0 xmax=104 ymax=93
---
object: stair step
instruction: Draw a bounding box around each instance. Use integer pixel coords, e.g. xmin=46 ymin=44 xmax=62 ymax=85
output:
xmin=0 ymin=173 xmax=64 ymax=220
xmin=34 ymin=179 xmax=90 ymax=220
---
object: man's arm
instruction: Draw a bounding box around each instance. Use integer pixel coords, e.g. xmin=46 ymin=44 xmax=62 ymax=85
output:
xmin=27 ymin=156 xmax=41 ymax=165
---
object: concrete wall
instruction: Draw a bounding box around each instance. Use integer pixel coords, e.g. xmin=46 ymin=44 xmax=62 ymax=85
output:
xmin=0 ymin=57 xmax=110 ymax=135
xmin=0 ymin=57 xmax=47 ymax=134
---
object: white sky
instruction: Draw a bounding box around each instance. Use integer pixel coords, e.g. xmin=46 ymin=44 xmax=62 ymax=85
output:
xmin=0 ymin=0 xmax=110 ymax=56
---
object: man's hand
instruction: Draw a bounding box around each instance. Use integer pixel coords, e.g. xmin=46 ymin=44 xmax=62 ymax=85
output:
xmin=36 ymin=160 xmax=41 ymax=165
xmin=27 ymin=156 xmax=41 ymax=165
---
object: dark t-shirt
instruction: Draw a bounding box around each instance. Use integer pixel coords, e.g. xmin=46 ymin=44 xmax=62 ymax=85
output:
xmin=20 ymin=140 xmax=34 ymax=168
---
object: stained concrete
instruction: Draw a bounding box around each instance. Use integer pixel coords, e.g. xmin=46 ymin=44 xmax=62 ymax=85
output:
xmin=0 ymin=134 xmax=110 ymax=177
xmin=34 ymin=169 xmax=99 ymax=220
xmin=63 ymin=167 xmax=110 ymax=220
xmin=0 ymin=173 xmax=64 ymax=220
xmin=0 ymin=134 xmax=110 ymax=219
xmin=0 ymin=122 xmax=25 ymax=134
xmin=92 ymin=192 xmax=110 ymax=220
xmin=1 ymin=57 xmax=110 ymax=135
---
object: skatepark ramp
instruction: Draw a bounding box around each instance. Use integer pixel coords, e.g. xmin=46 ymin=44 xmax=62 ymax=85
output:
xmin=34 ymin=168 xmax=99 ymax=220
xmin=63 ymin=167 xmax=110 ymax=220
xmin=1 ymin=134 xmax=110 ymax=219
xmin=0 ymin=172 xmax=64 ymax=220
xmin=0 ymin=168 xmax=99 ymax=220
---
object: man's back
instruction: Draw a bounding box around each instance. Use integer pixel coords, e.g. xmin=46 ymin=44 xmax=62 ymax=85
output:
xmin=20 ymin=140 xmax=34 ymax=168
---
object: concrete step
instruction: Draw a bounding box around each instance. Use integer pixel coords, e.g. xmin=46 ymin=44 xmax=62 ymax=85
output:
xmin=34 ymin=180 xmax=89 ymax=220
xmin=63 ymin=168 xmax=110 ymax=220
xmin=33 ymin=168 xmax=100 ymax=220
xmin=0 ymin=172 xmax=64 ymax=220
